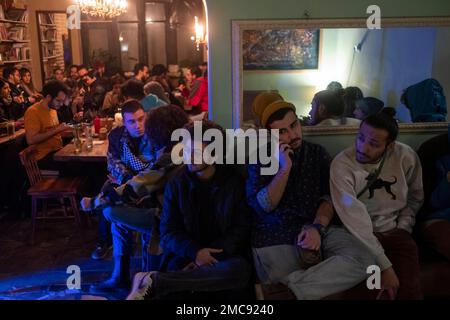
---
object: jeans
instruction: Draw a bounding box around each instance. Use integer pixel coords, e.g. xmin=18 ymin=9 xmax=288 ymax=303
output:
xmin=252 ymin=225 xmax=375 ymax=300
xmin=103 ymin=205 xmax=156 ymax=258
xmin=152 ymin=256 xmax=251 ymax=298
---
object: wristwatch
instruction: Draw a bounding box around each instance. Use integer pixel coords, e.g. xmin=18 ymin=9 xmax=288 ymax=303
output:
xmin=310 ymin=223 xmax=326 ymax=237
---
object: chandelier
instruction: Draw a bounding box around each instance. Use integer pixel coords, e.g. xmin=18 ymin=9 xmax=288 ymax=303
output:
xmin=77 ymin=0 xmax=128 ymax=18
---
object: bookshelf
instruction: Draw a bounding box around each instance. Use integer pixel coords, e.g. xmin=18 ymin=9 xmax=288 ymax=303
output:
xmin=0 ymin=3 xmax=31 ymax=68
xmin=37 ymin=11 xmax=68 ymax=82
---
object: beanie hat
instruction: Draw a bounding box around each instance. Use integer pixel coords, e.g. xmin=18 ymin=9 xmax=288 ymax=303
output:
xmin=252 ymin=92 xmax=296 ymax=127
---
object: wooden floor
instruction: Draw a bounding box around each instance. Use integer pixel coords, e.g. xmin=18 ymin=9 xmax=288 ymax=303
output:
xmin=0 ymin=214 xmax=140 ymax=300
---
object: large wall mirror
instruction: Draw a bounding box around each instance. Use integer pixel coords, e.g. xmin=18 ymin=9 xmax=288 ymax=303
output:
xmin=232 ymin=18 xmax=450 ymax=134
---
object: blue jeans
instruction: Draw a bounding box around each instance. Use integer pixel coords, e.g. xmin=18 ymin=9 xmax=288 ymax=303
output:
xmin=152 ymin=256 xmax=251 ymax=298
xmin=103 ymin=206 xmax=157 ymax=258
xmin=252 ymin=226 xmax=375 ymax=300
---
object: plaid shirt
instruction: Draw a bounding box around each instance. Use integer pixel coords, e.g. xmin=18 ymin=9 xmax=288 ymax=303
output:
xmin=107 ymin=126 xmax=154 ymax=185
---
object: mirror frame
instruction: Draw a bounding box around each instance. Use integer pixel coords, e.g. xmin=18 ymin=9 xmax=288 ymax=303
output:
xmin=231 ymin=17 xmax=450 ymax=134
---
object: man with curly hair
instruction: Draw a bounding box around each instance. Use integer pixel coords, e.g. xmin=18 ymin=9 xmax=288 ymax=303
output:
xmin=89 ymin=104 xmax=190 ymax=295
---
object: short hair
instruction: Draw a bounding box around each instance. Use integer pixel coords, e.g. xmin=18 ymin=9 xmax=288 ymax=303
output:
xmin=266 ymin=108 xmax=296 ymax=128
xmin=3 ymin=67 xmax=18 ymax=79
xmin=146 ymin=105 xmax=189 ymax=151
xmin=150 ymin=64 xmax=167 ymax=77
xmin=19 ymin=67 xmax=31 ymax=78
xmin=69 ymin=64 xmax=78 ymax=71
xmin=42 ymin=80 xmax=69 ymax=99
xmin=53 ymin=68 xmax=64 ymax=74
xmin=326 ymin=81 xmax=343 ymax=92
xmin=183 ymin=120 xmax=226 ymax=162
xmin=361 ymin=107 xmax=398 ymax=142
xmin=189 ymin=66 xmax=202 ymax=78
xmin=343 ymin=86 xmax=363 ymax=116
xmin=110 ymin=74 xmax=125 ymax=86
xmin=134 ymin=62 xmax=148 ymax=75
xmin=314 ymin=90 xmax=345 ymax=117
xmin=121 ymin=79 xmax=145 ymax=100
xmin=121 ymin=99 xmax=144 ymax=116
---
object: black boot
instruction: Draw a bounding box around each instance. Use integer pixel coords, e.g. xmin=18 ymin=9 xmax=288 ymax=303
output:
xmin=89 ymin=255 xmax=131 ymax=294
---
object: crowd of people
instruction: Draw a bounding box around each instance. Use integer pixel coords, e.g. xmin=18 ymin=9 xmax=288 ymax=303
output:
xmin=1 ymin=61 xmax=449 ymax=301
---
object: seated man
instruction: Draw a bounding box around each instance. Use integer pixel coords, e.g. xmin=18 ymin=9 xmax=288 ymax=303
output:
xmin=309 ymin=89 xmax=361 ymax=126
xmin=24 ymin=80 xmax=72 ymax=170
xmin=126 ymin=120 xmax=252 ymax=300
xmin=81 ymin=100 xmax=154 ymax=260
xmin=330 ymin=108 xmax=424 ymax=299
xmin=89 ymin=105 xmax=190 ymax=294
xmin=416 ymin=127 xmax=450 ymax=260
xmin=246 ymin=92 xmax=373 ymax=300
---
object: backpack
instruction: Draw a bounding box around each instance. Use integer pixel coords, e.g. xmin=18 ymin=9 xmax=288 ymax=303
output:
xmin=403 ymin=78 xmax=447 ymax=122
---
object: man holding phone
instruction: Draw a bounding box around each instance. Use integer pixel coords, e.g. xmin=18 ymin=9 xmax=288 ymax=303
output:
xmin=246 ymin=92 xmax=374 ymax=300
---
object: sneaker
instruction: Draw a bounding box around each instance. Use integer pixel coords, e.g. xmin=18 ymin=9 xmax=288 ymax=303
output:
xmin=126 ymin=272 xmax=156 ymax=300
xmin=91 ymin=244 xmax=112 ymax=260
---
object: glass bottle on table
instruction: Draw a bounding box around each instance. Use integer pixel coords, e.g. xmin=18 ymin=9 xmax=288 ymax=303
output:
xmin=73 ymin=123 xmax=82 ymax=154
xmin=85 ymin=121 xmax=93 ymax=151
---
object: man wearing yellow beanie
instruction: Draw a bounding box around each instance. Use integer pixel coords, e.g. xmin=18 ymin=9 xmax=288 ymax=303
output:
xmin=246 ymin=92 xmax=374 ymax=299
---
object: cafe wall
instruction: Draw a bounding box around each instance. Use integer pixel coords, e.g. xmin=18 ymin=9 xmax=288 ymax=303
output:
xmin=205 ymin=0 xmax=450 ymax=128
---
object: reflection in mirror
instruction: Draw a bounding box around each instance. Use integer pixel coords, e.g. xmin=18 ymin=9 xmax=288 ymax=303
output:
xmin=233 ymin=19 xmax=450 ymax=131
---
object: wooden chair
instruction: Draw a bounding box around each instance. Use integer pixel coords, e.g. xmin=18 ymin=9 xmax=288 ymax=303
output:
xmin=19 ymin=146 xmax=84 ymax=245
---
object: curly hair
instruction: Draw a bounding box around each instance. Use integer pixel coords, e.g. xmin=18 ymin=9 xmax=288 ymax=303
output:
xmin=146 ymin=105 xmax=190 ymax=151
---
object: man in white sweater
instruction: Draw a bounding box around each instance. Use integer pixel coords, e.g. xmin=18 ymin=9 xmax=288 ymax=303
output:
xmin=330 ymin=108 xmax=424 ymax=300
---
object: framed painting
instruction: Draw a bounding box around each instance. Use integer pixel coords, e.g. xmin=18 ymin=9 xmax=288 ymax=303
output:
xmin=242 ymin=28 xmax=320 ymax=70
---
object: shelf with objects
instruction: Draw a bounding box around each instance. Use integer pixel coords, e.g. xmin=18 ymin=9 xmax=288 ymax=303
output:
xmin=36 ymin=11 xmax=70 ymax=83
xmin=0 ymin=3 xmax=31 ymax=71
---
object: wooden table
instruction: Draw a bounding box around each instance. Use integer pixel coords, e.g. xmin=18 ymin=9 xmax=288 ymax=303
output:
xmin=0 ymin=128 xmax=25 ymax=146
xmin=53 ymin=138 xmax=109 ymax=162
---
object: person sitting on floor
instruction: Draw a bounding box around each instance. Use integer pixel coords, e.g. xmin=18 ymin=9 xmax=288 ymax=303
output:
xmin=330 ymin=108 xmax=424 ymax=300
xmin=246 ymin=92 xmax=374 ymax=300
xmin=88 ymin=105 xmax=189 ymax=295
xmin=81 ymin=100 xmax=154 ymax=260
xmin=126 ymin=119 xmax=252 ymax=300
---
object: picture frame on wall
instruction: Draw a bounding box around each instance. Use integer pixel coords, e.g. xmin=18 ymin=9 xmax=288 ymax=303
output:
xmin=242 ymin=28 xmax=320 ymax=70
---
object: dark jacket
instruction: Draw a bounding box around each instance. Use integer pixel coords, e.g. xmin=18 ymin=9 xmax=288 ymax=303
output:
xmin=417 ymin=130 xmax=450 ymax=221
xmin=159 ymin=165 xmax=252 ymax=271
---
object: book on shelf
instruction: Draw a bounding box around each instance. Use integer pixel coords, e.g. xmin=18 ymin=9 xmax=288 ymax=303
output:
xmin=0 ymin=25 xmax=8 ymax=40
xmin=7 ymin=26 xmax=24 ymax=40
xmin=0 ymin=5 xmax=5 ymax=20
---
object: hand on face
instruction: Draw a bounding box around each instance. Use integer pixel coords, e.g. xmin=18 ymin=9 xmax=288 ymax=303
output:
xmin=278 ymin=143 xmax=293 ymax=172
